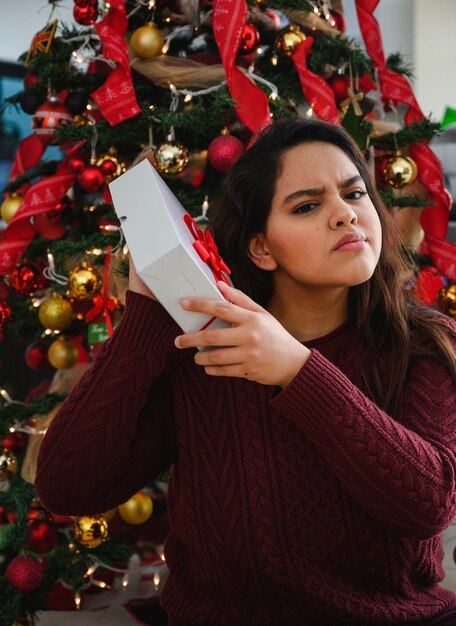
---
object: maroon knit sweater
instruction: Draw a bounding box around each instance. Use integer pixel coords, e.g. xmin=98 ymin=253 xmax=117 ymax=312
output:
xmin=36 ymin=291 xmax=456 ymax=625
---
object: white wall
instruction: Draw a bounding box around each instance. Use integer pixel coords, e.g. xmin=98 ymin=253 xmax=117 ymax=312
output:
xmin=414 ymin=0 xmax=456 ymax=120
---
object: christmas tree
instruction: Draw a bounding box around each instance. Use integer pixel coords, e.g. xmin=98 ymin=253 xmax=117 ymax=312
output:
xmin=1 ymin=0 xmax=455 ymax=623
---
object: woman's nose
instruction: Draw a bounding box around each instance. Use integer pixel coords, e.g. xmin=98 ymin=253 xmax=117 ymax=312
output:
xmin=328 ymin=198 xmax=358 ymax=229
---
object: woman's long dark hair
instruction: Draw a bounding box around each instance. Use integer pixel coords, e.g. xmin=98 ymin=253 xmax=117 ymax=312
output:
xmin=211 ymin=118 xmax=456 ymax=414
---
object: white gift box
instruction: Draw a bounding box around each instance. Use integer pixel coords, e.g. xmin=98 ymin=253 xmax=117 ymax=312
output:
xmin=109 ymin=159 xmax=231 ymax=334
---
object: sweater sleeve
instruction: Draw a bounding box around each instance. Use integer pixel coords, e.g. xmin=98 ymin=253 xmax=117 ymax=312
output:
xmin=35 ymin=291 xmax=180 ymax=516
xmin=271 ymin=340 xmax=456 ymax=541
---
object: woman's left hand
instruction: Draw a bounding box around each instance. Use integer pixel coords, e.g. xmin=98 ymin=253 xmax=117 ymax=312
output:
xmin=174 ymin=281 xmax=310 ymax=388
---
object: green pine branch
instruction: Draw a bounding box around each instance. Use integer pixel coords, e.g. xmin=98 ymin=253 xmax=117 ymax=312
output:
xmin=370 ymin=119 xmax=441 ymax=151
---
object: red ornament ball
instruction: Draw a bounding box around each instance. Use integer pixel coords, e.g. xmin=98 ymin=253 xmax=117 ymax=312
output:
xmin=330 ymin=9 xmax=347 ymax=32
xmin=99 ymin=158 xmax=117 ymax=177
xmin=0 ymin=299 xmax=11 ymax=331
xmin=238 ymin=22 xmax=260 ymax=55
xmin=27 ymin=518 xmax=59 ymax=553
xmin=24 ymin=71 xmax=39 ymax=89
xmin=32 ymin=98 xmax=73 ymax=144
xmin=25 ymin=341 xmax=50 ymax=371
xmin=10 ymin=262 xmax=49 ymax=296
xmin=78 ymin=166 xmax=106 ymax=192
xmin=208 ymin=135 xmax=244 ymax=173
xmin=73 ymin=3 xmax=98 ymax=26
xmin=3 ymin=431 xmax=26 ymax=453
xmin=68 ymin=155 xmax=87 ymax=174
xmin=328 ymin=74 xmax=350 ymax=105
xmin=6 ymin=555 xmax=45 ymax=592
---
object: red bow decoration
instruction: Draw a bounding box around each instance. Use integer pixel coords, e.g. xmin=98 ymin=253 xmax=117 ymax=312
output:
xmin=90 ymin=0 xmax=141 ymax=126
xmin=292 ymin=38 xmax=341 ymax=126
xmin=212 ymin=0 xmax=271 ymax=137
xmin=86 ymin=246 xmax=118 ymax=337
xmin=184 ymin=214 xmax=231 ymax=288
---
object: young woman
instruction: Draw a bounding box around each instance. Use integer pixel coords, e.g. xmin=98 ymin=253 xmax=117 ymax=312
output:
xmin=36 ymin=119 xmax=456 ymax=625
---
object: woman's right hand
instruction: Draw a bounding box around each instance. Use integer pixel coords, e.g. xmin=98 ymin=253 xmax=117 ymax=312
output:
xmin=128 ymin=257 xmax=157 ymax=300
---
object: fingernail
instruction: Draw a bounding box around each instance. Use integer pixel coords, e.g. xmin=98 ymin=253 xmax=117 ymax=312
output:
xmin=174 ymin=336 xmax=182 ymax=348
xmin=181 ymin=298 xmax=191 ymax=308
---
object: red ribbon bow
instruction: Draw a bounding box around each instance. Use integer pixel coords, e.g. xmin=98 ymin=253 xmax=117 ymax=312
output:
xmin=184 ymin=214 xmax=231 ymax=287
xmin=86 ymin=246 xmax=118 ymax=336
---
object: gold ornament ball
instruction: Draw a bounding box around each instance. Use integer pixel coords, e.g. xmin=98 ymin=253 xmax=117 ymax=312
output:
xmin=118 ymin=491 xmax=153 ymax=525
xmin=1 ymin=194 xmax=23 ymax=223
xmin=154 ymin=141 xmax=189 ymax=175
xmin=383 ymin=155 xmax=418 ymax=189
xmin=438 ymin=284 xmax=456 ymax=316
xmin=274 ymin=26 xmax=307 ymax=57
xmin=48 ymin=337 xmax=79 ymax=370
xmin=0 ymin=448 xmax=18 ymax=474
xmin=68 ymin=262 xmax=102 ymax=301
xmin=12 ymin=619 xmax=34 ymax=626
xmin=38 ymin=295 xmax=74 ymax=331
xmin=130 ymin=23 xmax=165 ymax=59
xmin=73 ymin=515 xmax=109 ymax=548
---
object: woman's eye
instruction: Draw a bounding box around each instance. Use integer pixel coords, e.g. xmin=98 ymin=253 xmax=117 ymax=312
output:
xmin=345 ymin=189 xmax=367 ymax=200
xmin=293 ymin=202 xmax=318 ymax=214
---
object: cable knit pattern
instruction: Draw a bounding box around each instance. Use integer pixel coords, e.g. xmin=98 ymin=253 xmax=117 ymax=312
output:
xmin=35 ymin=292 xmax=456 ymax=625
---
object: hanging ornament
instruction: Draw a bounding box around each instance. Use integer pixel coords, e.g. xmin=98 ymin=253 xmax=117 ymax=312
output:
xmin=1 ymin=193 xmax=23 ymax=223
xmin=3 ymin=431 xmax=26 ymax=453
xmin=20 ymin=90 xmax=45 ymax=115
xmin=383 ymin=154 xmax=418 ymax=189
xmin=27 ymin=518 xmax=59 ymax=553
xmin=32 ymin=94 xmax=73 ymax=144
xmin=24 ymin=19 xmax=57 ymax=67
xmin=95 ymin=152 xmax=126 ymax=182
xmin=73 ymin=1 xmax=98 ymax=26
xmin=208 ymin=132 xmax=244 ymax=174
xmin=274 ymin=26 xmax=306 ymax=58
xmin=24 ymin=71 xmax=39 ymax=89
xmin=10 ymin=262 xmax=49 ymax=296
xmin=329 ymin=9 xmax=347 ymax=32
xmin=154 ymin=136 xmax=189 ymax=175
xmin=118 ymin=491 xmax=153 ymax=525
xmin=39 ymin=295 xmax=74 ymax=331
xmin=0 ymin=449 xmax=18 ymax=474
xmin=68 ymin=154 xmax=88 ymax=174
xmin=438 ymin=284 xmax=456 ymax=317
xmin=78 ymin=165 xmax=106 ymax=192
xmin=328 ymin=74 xmax=350 ymax=106
xmin=130 ymin=23 xmax=165 ymax=59
xmin=48 ymin=337 xmax=79 ymax=369
xmin=73 ymin=515 xmax=108 ymax=548
xmin=64 ymin=91 xmax=89 ymax=115
xmin=238 ymin=22 xmax=261 ymax=55
xmin=6 ymin=555 xmax=45 ymax=592
xmin=68 ymin=262 xmax=102 ymax=301
xmin=0 ymin=299 xmax=12 ymax=331
xmin=25 ymin=341 xmax=50 ymax=371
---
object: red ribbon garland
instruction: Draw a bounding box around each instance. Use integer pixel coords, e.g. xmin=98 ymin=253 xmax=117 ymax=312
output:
xmin=184 ymin=214 xmax=231 ymax=287
xmin=86 ymin=246 xmax=117 ymax=336
xmin=292 ymin=38 xmax=341 ymax=126
xmin=91 ymin=0 xmax=141 ymax=126
xmin=0 ymin=149 xmax=79 ymax=275
xmin=354 ymin=0 xmax=456 ymax=281
xmin=212 ymin=0 xmax=271 ymax=136
xmin=9 ymin=134 xmax=46 ymax=183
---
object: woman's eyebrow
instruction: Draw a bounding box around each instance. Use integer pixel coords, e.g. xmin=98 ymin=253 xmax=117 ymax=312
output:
xmin=281 ymin=175 xmax=363 ymax=205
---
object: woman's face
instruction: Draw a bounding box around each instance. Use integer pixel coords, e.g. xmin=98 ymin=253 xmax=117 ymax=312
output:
xmin=250 ymin=141 xmax=382 ymax=293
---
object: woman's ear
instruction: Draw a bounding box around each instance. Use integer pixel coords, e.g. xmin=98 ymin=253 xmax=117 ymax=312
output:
xmin=248 ymin=233 xmax=277 ymax=271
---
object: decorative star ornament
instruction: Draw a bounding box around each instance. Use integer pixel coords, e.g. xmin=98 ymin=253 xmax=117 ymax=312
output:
xmin=24 ymin=20 xmax=58 ymax=67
